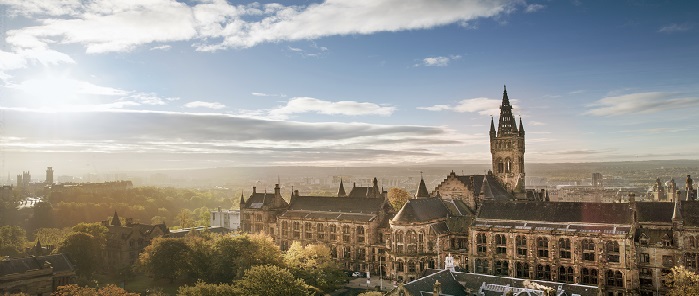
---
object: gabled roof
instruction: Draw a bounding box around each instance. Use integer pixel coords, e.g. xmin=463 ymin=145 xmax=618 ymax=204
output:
xmin=477 ymin=201 xmax=633 ymax=225
xmin=636 ymin=201 xmax=699 ymax=226
xmin=244 ymin=192 xmax=288 ymax=209
xmin=453 ymin=175 xmax=512 ymax=201
xmin=287 ymin=195 xmax=385 ymax=213
xmin=393 ymin=198 xmax=449 ymax=223
xmin=0 ymin=254 xmax=75 ymax=277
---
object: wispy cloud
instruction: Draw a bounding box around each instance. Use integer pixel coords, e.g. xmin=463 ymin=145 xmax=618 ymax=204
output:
xmin=528 ymin=121 xmax=546 ymax=126
xmin=525 ymin=4 xmax=545 ymax=13
xmin=585 ymin=92 xmax=699 ymax=116
xmin=4 ymin=0 xmax=521 ymax=54
xmin=658 ymin=23 xmax=692 ymax=33
xmin=269 ymin=97 xmax=395 ymax=119
xmin=419 ymin=97 xmax=512 ymax=116
xmin=150 ymin=45 xmax=172 ymax=51
xmin=252 ymin=92 xmax=286 ymax=97
xmin=416 ymin=55 xmax=462 ymax=67
xmin=184 ymin=101 xmax=226 ymax=109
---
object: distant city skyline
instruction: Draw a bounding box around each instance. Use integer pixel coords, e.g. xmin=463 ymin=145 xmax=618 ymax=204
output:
xmin=1 ymin=0 xmax=698 ymax=175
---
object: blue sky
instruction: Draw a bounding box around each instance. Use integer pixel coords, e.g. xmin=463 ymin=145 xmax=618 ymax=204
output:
xmin=0 ymin=0 xmax=698 ymax=175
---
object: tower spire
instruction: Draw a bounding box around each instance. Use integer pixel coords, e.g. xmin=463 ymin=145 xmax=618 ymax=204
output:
xmin=518 ymin=116 xmax=525 ymax=136
xmin=415 ymin=173 xmax=430 ymax=199
xmin=490 ymin=116 xmax=496 ymax=139
xmin=338 ymin=178 xmax=347 ymax=197
xmin=497 ymin=85 xmax=517 ymax=135
xmin=111 ymin=211 xmax=122 ymax=226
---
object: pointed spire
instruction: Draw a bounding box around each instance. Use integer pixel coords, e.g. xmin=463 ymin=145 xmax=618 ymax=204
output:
xmin=518 ymin=116 xmax=525 ymax=136
xmin=111 ymin=211 xmax=122 ymax=226
xmin=239 ymin=191 xmax=245 ymax=205
xmin=34 ymin=238 xmax=43 ymax=255
xmin=672 ymin=196 xmax=682 ymax=221
xmin=497 ymin=85 xmax=518 ymax=136
xmin=415 ymin=174 xmax=430 ymax=199
xmin=489 ymin=116 xmax=496 ymax=138
xmin=338 ymin=178 xmax=347 ymax=197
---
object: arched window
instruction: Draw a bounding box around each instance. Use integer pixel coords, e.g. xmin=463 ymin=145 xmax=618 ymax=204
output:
xmin=495 ymin=234 xmax=507 ymax=254
xmin=342 ymin=225 xmax=351 ymax=242
xmin=356 ymin=226 xmax=365 ymax=243
xmin=408 ymin=261 xmax=416 ymax=273
xmin=395 ymin=230 xmax=404 ymax=243
xmin=516 ymin=262 xmax=529 ymax=278
xmin=343 ymin=246 xmax=351 ymax=258
xmin=292 ymin=221 xmax=300 ymax=239
xmin=606 ymin=241 xmax=620 ymax=262
xmin=582 ymin=239 xmax=595 ymax=261
xmin=536 ymin=264 xmax=551 ymax=280
xmin=559 ymin=238 xmax=571 ymax=259
xmin=475 ymin=259 xmax=489 ymax=274
xmin=329 ymin=224 xmax=337 ymax=241
xmin=537 ymin=237 xmax=549 ymax=258
xmin=558 ymin=266 xmax=574 ymax=283
xmin=516 ymin=235 xmax=527 ymax=257
xmin=396 ymin=260 xmax=405 ymax=273
xmin=582 ymin=268 xmax=598 ymax=285
xmin=317 ymin=223 xmax=325 ymax=240
xmin=505 ymin=158 xmax=512 ymax=173
xmin=495 ymin=260 xmax=508 ymax=276
xmin=497 ymin=158 xmax=504 ymax=173
xmin=406 ymin=231 xmax=417 ymax=253
xmin=476 ymin=233 xmax=487 ymax=253
xmin=304 ymin=222 xmax=312 ymax=239
xmin=281 ymin=221 xmax=289 ymax=237
xmin=606 ymin=270 xmax=624 ymax=287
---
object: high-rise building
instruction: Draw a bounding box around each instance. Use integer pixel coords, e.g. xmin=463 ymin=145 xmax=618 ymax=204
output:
xmin=45 ymin=167 xmax=54 ymax=184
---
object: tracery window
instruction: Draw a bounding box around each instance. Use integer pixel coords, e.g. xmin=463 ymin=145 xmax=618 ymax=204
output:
xmin=537 ymin=237 xmax=549 ymax=258
xmin=408 ymin=261 xmax=416 ymax=273
xmin=606 ymin=241 xmax=620 ymax=263
xmin=357 ymin=247 xmax=366 ymax=260
xmin=475 ymin=259 xmax=489 ymax=274
xmin=396 ymin=260 xmax=404 ymax=273
xmin=582 ymin=239 xmax=595 ymax=261
xmin=558 ymin=266 xmax=574 ymax=283
xmin=329 ymin=224 xmax=337 ymax=241
xmin=356 ymin=226 xmax=365 ymax=243
xmin=559 ymin=238 xmax=571 ymax=259
xmin=476 ymin=233 xmax=487 ymax=254
xmin=406 ymin=231 xmax=417 ymax=253
xmin=317 ymin=223 xmax=325 ymax=240
xmin=343 ymin=246 xmax=351 ymax=258
xmin=281 ymin=221 xmax=289 ymax=237
xmin=395 ymin=230 xmax=404 ymax=244
xmin=606 ymin=270 xmax=623 ymax=287
xmin=342 ymin=225 xmax=351 ymax=243
xmin=581 ymin=268 xmax=598 ymax=285
xmin=497 ymin=158 xmax=504 ymax=174
xmin=495 ymin=234 xmax=507 ymax=254
xmin=535 ymin=264 xmax=551 ymax=280
xmin=292 ymin=221 xmax=300 ymax=239
xmin=685 ymin=253 xmax=699 ymax=271
xmin=304 ymin=222 xmax=312 ymax=239
xmin=516 ymin=235 xmax=527 ymax=257
xmin=515 ymin=262 xmax=529 ymax=278
xmin=495 ymin=260 xmax=508 ymax=276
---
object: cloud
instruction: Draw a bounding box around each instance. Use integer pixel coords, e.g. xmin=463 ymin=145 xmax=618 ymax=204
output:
xmin=420 ymin=97 xmax=510 ymax=116
xmin=525 ymin=4 xmax=545 ymax=13
xmin=150 ymin=45 xmax=172 ymax=51
xmin=528 ymin=121 xmax=546 ymax=126
xmin=184 ymin=101 xmax=226 ymax=109
xmin=4 ymin=0 xmax=520 ymax=53
xmin=658 ymin=23 xmax=692 ymax=33
xmin=585 ymin=92 xmax=699 ymax=116
xmin=269 ymin=97 xmax=395 ymax=119
xmin=416 ymin=55 xmax=462 ymax=67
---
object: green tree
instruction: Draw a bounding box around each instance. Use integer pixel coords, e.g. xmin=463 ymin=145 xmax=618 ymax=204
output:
xmin=388 ymin=187 xmax=410 ymax=210
xmin=234 ymin=265 xmax=313 ymax=296
xmin=0 ymin=225 xmax=27 ymax=257
xmin=210 ymin=233 xmax=284 ymax=282
xmin=34 ymin=227 xmax=72 ymax=247
xmin=185 ymin=235 xmax=214 ymax=281
xmin=71 ymin=222 xmax=108 ymax=247
xmin=192 ymin=206 xmax=211 ymax=227
xmin=30 ymin=201 xmax=54 ymax=231
xmin=53 ymin=284 xmax=140 ymax=296
xmin=56 ymin=232 xmax=101 ymax=277
xmin=284 ymin=242 xmax=346 ymax=293
xmin=177 ymin=281 xmax=240 ymax=296
xmin=664 ymin=265 xmax=699 ymax=296
xmin=138 ymin=237 xmax=191 ymax=283
xmin=176 ymin=209 xmax=195 ymax=228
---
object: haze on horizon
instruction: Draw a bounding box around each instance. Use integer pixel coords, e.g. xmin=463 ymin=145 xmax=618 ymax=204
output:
xmin=1 ymin=0 xmax=698 ymax=176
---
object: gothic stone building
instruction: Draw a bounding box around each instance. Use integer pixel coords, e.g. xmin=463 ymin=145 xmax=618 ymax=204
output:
xmin=239 ymin=87 xmax=699 ymax=295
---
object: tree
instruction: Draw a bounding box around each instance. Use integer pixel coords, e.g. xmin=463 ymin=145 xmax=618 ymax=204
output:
xmin=34 ymin=227 xmax=72 ymax=247
xmin=388 ymin=187 xmax=411 ymax=210
xmin=0 ymin=225 xmax=27 ymax=257
xmin=284 ymin=242 xmax=346 ymax=293
xmin=177 ymin=281 xmax=240 ymax=296
xmin=30 ymin=201 xmax=54 ymax=231
xmin=209 ymin=233 xmax=284 ymax=282
xmin=71 ymin=222 xmax=108 ymax=247
xmin=56 ymin=232 xmax=102 ymax=277
xmin=53 ymin=284 xmax=140 ymax=296
xmin=358 ymin=292 xmax=383 ymax=296
xmin=175 ymin=209 xmax=195 ymax=228
xmin=664 ymin=265 xmax=699 ymax=296
xmin=138 ymin=237 xmax=191 ymax=283
xmin=234 ymin=265 xmax=313 ymax=296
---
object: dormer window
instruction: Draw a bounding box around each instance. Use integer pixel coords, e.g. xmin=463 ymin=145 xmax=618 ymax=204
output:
xmin=639 ymin=234 xmax=649 ymax=246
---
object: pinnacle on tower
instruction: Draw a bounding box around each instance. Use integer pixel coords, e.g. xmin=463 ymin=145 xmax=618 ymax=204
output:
xmin=490 ymin=116 xmax=496 ymax=139
xmin=415 ymin=174 xmax=430 ymax=198
xmin=518 ymin=116 xmax=525 ymax=136
xmin=111 ymin=211 xmax=122 ymax=227
xmin=497 ymin=85 xmax=518 ymax=136
xmin=338 ymin=178 xmax=347 ymax=197
xmin=239 ymin=191 xmax=245 ymax=205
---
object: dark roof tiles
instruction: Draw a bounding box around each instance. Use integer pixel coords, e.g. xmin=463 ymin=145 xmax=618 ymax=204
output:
xmin=477 ymin=201 xmax=634 ymax=224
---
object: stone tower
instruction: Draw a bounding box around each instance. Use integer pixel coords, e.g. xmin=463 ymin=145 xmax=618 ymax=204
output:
xmin=490 ymin=85 xmax=525 ymax=194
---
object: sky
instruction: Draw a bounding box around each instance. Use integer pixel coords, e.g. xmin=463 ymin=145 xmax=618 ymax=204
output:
xmin=0 ymin=0 xmax=698 ymax=176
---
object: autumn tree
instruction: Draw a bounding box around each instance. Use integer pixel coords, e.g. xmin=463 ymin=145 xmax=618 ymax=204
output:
xmin=177 ymin=281 xmax=240 ymax=296
xmin=284 ymin=242 xmax=346 ymax=293
xmin=208 ymin=233 xmax=284 ymax=283
xmin=53 ymin=284 xmax=140 ymax=296
xmin=56 ymin=232 xmax=102 ymax=277
xmin=71 ymin=222 xmax=108 ymax=247
xmin=388 ymin=187 xmax=411 ymax=210
xmin=234 ymin=265 xmax=313 ymax=296
xmin=664 ymin=265 xmax=699 ymax=296
xmin=138 ymin=237 xmax=191 ymax=283
xmin=34 ymin=227 xmax=72 ymax=246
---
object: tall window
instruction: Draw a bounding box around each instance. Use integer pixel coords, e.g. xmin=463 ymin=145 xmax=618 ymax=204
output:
xmin=685 ymin=253 xmax=699 ymax=271
xmin=406 ymin=231 xmax=417 ymax=253
xmin=516 ymin=262 xmax=529 ymax=278
xmin=343 ymin=246 xmax=351 ymax=258
xmin=281 ymin=221 xmax=289 ymax=237
xmin=606 ymin=270 xmax=623 ymax=287
xmin=559 ymin=238 xmax=571 ymax=259
xmin=356 ymin=226 xmax=365 ymax=243
xmin=558 ymin=266 xmax=574 ymax=283
xmin=536 ymin=264 xmax=551 ymax=280
xmin=330 ymin=246 xmax=337 ymax=258
xmin=408 ymin=261 xmax=416 ymax=273
xmin=495 ymin=260 xmax=508 ymax=276
xmin=537 ymin=237 xmax=549 ymax=258
xmin=476 ymin=233 xmax=487 ymax=254
xmin=475 ymin=259 xmax=489 ymax=274
xmin=505 ymin=158 xmax=512 ymax=173
xmin=317 ymin=223 xmax=325 ymax=240
xmin=395 ymin=231 xmax=404 ymax=244
xmin=581 ymin=268 xmax=598 ymax=285
xmin=342 ymin=225 xmax=351 ymax=243
xmin=516 ymin=235 xmax=527 ymax=257
xmin=582 ymin=239 xmax=595 ymax=261
xmin=329 ymin=224 xmax=337 ymax=241
xmin=304 ymin=222 xmax=312 ymax=239
xmin=495 ymin=234 xmax=507 ymax=254
xmin=418 ymin=231 xmax=425 ymax=253
xmin=396 ymin=260 xmax=404 ymax=273
xmin=497 ymin=159 xmax=504 ymax=174
xmin=357 ymin=247 xmax=366 ymax=261
xmin=606 ymin=241 xmax=620 ymax=263
xmin=293 ymin=221 xmax=300 ymax=239
xmin=640 ymin=253 xmax=650 ymax=264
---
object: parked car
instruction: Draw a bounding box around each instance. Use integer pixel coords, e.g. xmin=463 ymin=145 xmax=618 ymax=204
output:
xmin=352 ymin=271 xmax=363 ymax=277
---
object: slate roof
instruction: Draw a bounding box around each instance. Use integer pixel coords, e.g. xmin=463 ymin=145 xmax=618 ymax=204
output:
xmin=0 ymin=254 xmax=74 ymax=276
xmin=280 ymin=195 xmax=386 ymax=222
xmin=398 ymin=269 xmax=467 ymax=296
xmin=348 ymin=186 xmax=381 ymax=198
xmin=636 ymin=228 xmax=673 ymax=246
xmin=244 ymin=192 xmax=288 ymax=209
xmin=454 ymin=175 xmax=512 ymax=201
xmin=635 ymin=201 xmax=699 ymax=226
xmin=454 ymin=272 xmax=599 ymax=296
xmin=477 ymin=201 xmax=634 ymax=225
xmin=393 ymin=198 xmax=450 ymax=223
